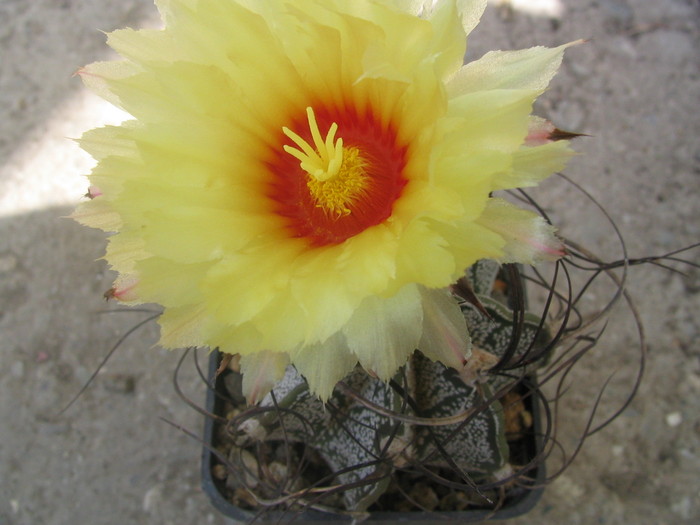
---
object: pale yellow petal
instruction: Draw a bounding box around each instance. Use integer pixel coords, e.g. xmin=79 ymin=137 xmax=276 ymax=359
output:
xmin=476 ymin=199 xmax=564 ymax=263
xmin=418 ymin=286 xmax=471 ymax=370
xmin=447 ymin=41 xmax=582 ymax=97
xmin=201 ymin=241 xmax=302 ymax=328
xmin=395 ymin=62 xmax=447 ymax=145
xmin=240 ymin=350 xmax=290 ymax=405
xmin=444 ymin=89 xmax=540 ymax=153
xmin=290 ymin=332 xmax=358 ymax=401
xmin=391 ymin=0 xmax=434 ymax=16
xmin=491 ymin=140 xmax=577 ymax=191
xmin=158 ymin=303 xmax=208 ymax=348
xmin=79 ymin=60 xmax=141 ymax=111
xmin=342 ymin=284 xmax=423 ymax=379
xmin=79 ymin=124 xmax=140 ymax=162
xmin=393 ymin=179 xmax=464 ymax=223
xmin=70 ymin=198 xmax=121 ymax=231
xmin=244 ymin=287 xmax=307 ymax=354
xmin=428 ymin=218 xmax=506 ymax=271
xmin=430 ymin=152 xmax=505 ymax=220
xmin=424 ymin=0 xmax=469 ymax=79
xmin=289 ymin=248 xmax=366 ymax=344
xmin=134 ymin=257 xmax=210 ymax=307
xmin=406 ymin=0 xmax=487 ymax=37
xmin=208 ymin=321 xmax=264 ymax=358
xmin=336 ymin=225 xmax=399 ymax=295
xmin=102 ymin=231 xmax=149 ymax=273
xmin=106 ymin=28 xmax=176 ymax=64
xmin=394 ymin=219 xmax=456 ymax=288
xmin=457 ymin=0 xmax=488 ymax=36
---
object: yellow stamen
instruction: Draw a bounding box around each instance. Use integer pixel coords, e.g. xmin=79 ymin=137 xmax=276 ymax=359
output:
xmin=307 ymin=146 xmax=368 ymax=216
xmin=283 ymin=107 xmax=369 ymax=217
xmin=283 ymin=107 xmax=344 ymax=182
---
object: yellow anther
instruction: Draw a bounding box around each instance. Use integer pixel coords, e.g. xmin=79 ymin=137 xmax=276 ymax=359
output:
xmin=306 ymin=146 xmax=368 ymax=216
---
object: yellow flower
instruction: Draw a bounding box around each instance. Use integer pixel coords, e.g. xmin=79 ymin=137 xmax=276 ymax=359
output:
xmin=74 ymin=0 xmax=576 ymax=402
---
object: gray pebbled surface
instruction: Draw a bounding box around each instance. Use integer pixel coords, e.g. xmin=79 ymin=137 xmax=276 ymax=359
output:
xmin=1 ymin=0 xmax=698 ymax=524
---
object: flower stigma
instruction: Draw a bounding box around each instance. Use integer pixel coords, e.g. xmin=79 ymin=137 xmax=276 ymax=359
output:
xmin=283 ymin=107 xmax=369 ymax=217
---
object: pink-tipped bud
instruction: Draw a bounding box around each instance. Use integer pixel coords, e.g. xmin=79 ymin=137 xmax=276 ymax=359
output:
xmin=524 ymin=119 xmax=556 ymax=146
xmin=525 ymin=118 xmax=587 ymax=146
xmin=104 ymin=277 xmax=139 ymax=302
xmin=86 ymin=186 xmax=102 ymax=199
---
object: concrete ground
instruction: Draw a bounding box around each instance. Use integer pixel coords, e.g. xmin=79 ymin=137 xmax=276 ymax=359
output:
xmin=1 ymin=0 xmax=698 ymax=524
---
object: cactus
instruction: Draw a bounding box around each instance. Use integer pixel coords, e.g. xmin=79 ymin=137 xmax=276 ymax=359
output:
xmin=213 ymin=260 xmax=551 ymax=514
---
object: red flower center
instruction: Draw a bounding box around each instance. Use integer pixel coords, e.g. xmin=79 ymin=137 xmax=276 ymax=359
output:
xmin=267 ymin=105 xmax=408 ymax=247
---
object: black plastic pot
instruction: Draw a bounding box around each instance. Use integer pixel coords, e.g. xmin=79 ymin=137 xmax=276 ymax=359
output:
xmin=201 ymin=350 xmax=545 ymax=525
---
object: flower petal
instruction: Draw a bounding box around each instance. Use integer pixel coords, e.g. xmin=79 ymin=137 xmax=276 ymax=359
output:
xmin=343 ymin=284 xmax=423 ymax=380
xmin=201 ymin=241 xmax=302 ymax=329
xmin=447 ymin=41 xmax=583 ymax=97
xmin=134 ymin=257 xmax=210 ymax=306
xmin=476 ymin=198 xmax=564 ymax=263
xmin=457 ymin=0 xmax=488 ymax=36
xmin=443 ymin=88 xmax=541 ymax=156
xmin=70 ymin=198 xmax=121 ymax=231
xmin=104 ymin=231 xmax=149 ymax=274
xmin=289 ymin=332 xmax=358 ymax=401
xmin=418 ymin=286 xmax=471 ymax=370
xmin=240 ymin=350 xmax=290 ymax=405
xmin=427 ymin=217 xmax=505 ymax=272
xmin=158 ymin=303 xmax=207 ymax=348
xmin=422 ymin=0 xmax=470 ymax=79
xmin=491 ymin=140 xmax=577 ymax=191
xmin=395 ymin=219 xmax=457 ymax=288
